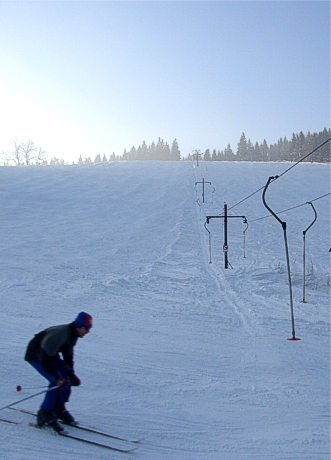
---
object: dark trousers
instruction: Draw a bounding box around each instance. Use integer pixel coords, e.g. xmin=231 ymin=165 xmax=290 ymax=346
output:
xmin=28 ymin=358 xmax=71 ymax=412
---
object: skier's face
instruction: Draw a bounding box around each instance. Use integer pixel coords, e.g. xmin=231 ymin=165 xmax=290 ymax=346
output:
xmin=76 ymin=326 xmax=90 ymax=337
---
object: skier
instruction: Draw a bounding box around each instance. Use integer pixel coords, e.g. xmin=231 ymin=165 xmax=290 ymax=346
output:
xmin=24 ymin=312 xmax=93 ymax=432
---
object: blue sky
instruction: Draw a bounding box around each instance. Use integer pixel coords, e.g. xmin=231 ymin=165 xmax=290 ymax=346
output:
xmin=0 ymin=1 xmax=329 ymax=162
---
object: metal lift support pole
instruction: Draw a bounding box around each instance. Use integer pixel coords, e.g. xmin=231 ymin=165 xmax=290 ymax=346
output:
xmin=243 ymin=218 xmax=248 ymax=259
xmin=302 ymin=202 xmax=317 ymax=303
xmin=224 ymin=203 xmax=228 ymax=268
xmin=262 ymin=176 xmax=300 ymax=341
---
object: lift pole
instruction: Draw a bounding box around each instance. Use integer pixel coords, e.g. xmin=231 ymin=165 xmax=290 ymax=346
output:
xmin=302 ymin=202 xmax=317 ymax=303
xmin=262 ymin=176 xmax=300 ymax=341
xmin=206 ymin=203 xmax=246 ymax=269
xmin=195 ymin=178 xmax=212 ymax=203
xmin=192 ymin=150 xmax=202 ymax=167
xmin=243 ymin=218 xmax=248 ymax=259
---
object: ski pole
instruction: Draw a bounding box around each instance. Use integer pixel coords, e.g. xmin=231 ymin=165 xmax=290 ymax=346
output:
xmin=0 ymin=385 xmax=58 ymax=412
xmin=16 ymin=384 xmax=48 ymax=392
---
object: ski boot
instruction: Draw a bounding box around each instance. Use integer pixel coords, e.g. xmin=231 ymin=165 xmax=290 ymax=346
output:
xmin=37 ymin=408 xmax=64 ymax=433
xmin=55 ymin=405 xmax=77 ymax=426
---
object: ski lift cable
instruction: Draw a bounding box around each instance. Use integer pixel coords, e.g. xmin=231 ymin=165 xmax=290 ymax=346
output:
xmin=250 ymin=192 xmax=330 ymax=222
xmin=228 ymin=137 xmax=331 ymax=212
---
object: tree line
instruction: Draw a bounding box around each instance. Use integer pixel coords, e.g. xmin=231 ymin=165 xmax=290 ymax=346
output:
xmin=78 ymin=138 xmax=181 ymax=164
xmin=1 ymin=128 xmax=329 ymax=166
xmin=79 ymin=128 xmax=330 ymax=164
xmin=188 ymin=128 xmax=330 ymax=163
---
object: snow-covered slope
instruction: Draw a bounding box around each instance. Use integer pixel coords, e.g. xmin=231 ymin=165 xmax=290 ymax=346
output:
xmin=0 ymin=161 xmax=329 ymax=459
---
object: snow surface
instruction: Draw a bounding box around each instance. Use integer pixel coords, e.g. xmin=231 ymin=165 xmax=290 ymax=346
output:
xmin=0 ymin=161 xmax=330 ymax=459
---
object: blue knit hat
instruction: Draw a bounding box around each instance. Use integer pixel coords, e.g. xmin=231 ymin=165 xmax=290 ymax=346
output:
xmin=74 ymin=312 xmax=93 ymax=331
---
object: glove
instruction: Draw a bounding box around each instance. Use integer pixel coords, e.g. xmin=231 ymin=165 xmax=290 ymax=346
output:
xmin=56 ymin=378 xmax=68 ymax=388
xmin=69 ymin=373 xmax=81 ymax=387
xmin=61 ymin=364 xmax=81 ymax=386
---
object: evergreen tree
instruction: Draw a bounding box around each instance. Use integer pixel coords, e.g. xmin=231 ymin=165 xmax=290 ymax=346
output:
xmin=217 ymin=150 xmax=224 ymax=161
xmin=260 ymin=139 xmax=269 ymax=161
xmin=170 ymin=139 xmax=181 ymax=160
xmin=224 ymin=144 xmax=234 ymax=161
xmin=140 ymin=141 xmax=148 ymax=160
xmin=237 ymin=132 xmax=248 ymax=160
xmin=204 ymin=149 xmax=211 ymax=161
xmin=277 ymin=137 xmax=289 ymax=161
xmin=247 ymin=139 xmax=254 ymax=161
xmin=164 ymin=142 xmax=171 ymax=160
xmin=253 ymin=142 xmax=261 ymax=161
xmin=289 ymin=133 xmax=299 ymax=161
xmin=123 ymin=146 xmax=137 ymax=160
xmin=149 ymin=142 xmax=156 ymax=160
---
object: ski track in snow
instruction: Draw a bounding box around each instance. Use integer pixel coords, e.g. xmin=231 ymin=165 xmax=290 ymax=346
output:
xmin=0 ymin=161 xmax=330 ymax=459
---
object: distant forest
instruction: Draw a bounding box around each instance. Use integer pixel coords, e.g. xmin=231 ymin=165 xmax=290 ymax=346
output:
xmin=191 ymin=128 xmax=331 ymax=163
xmin=77 ymin=128 xmax=330 ymax=164
xmin=2 ymin=128 xmax=329 ymax=166
xmin=78 ymin=137 xmax=181 ymax=164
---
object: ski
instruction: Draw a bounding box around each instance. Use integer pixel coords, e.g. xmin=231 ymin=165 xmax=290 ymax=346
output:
xmin=28 ymin=423 xmax=136 ymax=453
xmin=59 ymin=430 xmax=136 ymax=453
xmin=9 ymin=406 xmax=142 ymax=443
xmin=64 ymin=421 xmax=142 ymax=444
xmin=0 ymin=416 xmax=19 ymax=425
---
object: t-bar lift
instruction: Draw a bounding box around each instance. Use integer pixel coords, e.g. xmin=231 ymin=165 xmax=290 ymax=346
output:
xmin=195 ymin=178 xmax=212 ymax=203
xmin=206 ymin=203 xmax=246 ymax=269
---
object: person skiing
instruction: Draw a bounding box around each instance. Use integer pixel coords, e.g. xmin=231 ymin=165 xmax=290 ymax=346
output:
xmin=24 ymin=312 xmax=93 ymax=432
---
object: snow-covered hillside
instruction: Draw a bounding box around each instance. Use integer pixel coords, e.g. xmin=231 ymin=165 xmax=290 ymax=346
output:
xmin=0 ymin=161 xmax=330 ymax=459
